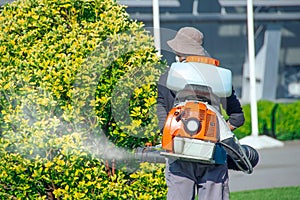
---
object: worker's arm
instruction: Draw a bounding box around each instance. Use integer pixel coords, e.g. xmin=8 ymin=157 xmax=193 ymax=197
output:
xmin=221 ymin=88 xmax=245 ymax=130
xmin=156 ymin=71 xmax=174 ymax=133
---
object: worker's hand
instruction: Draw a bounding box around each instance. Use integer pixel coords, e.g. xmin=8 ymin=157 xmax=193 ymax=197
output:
xmin=226 ymin=121 xmax=236 ymax=131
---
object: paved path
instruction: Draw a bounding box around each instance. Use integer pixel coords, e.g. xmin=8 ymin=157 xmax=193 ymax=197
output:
xmin=229 ymin=140 xmax=300 ymax=192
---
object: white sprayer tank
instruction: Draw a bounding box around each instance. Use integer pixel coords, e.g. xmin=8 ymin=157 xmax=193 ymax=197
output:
xmin=166 ymin=62 xmax=232 ymax=98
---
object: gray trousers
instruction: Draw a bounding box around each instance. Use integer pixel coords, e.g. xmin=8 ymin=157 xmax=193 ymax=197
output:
xmin=165 ymin=159 xmax=229 ymax=200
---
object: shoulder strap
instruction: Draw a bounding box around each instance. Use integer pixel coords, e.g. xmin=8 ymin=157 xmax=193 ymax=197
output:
xmin=186 ymin=56 xmax=220 ymax=66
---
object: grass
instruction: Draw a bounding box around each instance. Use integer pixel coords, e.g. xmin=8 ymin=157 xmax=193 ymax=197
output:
xmin=230 ymin=186 xmax=300 ymax=200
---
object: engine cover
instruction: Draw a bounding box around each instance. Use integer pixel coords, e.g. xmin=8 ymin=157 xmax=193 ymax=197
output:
xmin=161 ymin=101 xmax=225 ymax=164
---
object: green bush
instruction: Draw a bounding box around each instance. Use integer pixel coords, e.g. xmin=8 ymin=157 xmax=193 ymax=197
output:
xmin=275 ymin=101 xmax=300 ymax=140
xmin=234 ymin=100 xmax=277 ymax=139
xmin=0 ymin=0 xmax=167 ymax=198
xmin=234 ymin=100 xmax=300 ymax=141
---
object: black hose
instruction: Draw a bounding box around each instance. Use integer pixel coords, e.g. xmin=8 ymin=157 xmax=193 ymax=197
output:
xmin=220 ymin=140 xmax=259 ymax=174
xmin=131 ymin=137 xmax=259 ymax=175
xmin=134 ymin=147 xmax=166 ymax=164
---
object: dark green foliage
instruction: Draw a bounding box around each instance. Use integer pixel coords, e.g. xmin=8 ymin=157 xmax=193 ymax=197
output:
xmin=274 ymin=101 xmax=300 ymax=140
xmin=234 ymin=100 xmax=300 ymax=141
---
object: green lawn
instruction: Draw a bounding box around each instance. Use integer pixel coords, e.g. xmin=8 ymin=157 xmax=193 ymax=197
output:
xmin=230 ymin=186 xmax=300 ymax=200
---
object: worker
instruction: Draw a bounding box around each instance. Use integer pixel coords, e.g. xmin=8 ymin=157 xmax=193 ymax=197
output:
xmin=156 ymin=27 xmax=245 ymax=200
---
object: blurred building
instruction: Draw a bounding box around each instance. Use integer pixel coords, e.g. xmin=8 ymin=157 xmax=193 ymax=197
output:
xmin=118 ymin=0 xmax=300 ymax=103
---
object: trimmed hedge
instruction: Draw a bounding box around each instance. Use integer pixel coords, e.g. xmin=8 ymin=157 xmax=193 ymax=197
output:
xmin=234 ymin=100 xmax=300 ymax=141
xmin=0 ymin=0 xmax=167 ymax=199
xmin=274 ymin=101 xmax=300 ymax=140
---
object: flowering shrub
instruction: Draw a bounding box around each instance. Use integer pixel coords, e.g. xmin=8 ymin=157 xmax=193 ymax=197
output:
xmin=0 ymin=0 xmax=167 ymax=198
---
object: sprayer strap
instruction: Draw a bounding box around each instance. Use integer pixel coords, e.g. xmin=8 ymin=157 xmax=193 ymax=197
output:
xmin=186 ymin=56 xmax=220 ymax=66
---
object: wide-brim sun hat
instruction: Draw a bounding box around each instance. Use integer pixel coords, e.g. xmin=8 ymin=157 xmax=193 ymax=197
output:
xmin=167 ymin=27 xmax=206 ymax=56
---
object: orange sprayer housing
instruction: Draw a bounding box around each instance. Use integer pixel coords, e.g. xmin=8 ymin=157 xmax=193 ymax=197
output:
xmin=162 ymin=101 xmax=219 ymax=152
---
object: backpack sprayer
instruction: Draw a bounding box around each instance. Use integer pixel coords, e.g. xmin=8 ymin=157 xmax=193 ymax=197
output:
xmin=106 ymin=57 xmax=259 ymax=175
xmin=158 ymin=56 xmax=259 ymax=173
xmin=137 ymin=56 xmax=258 ymax=174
